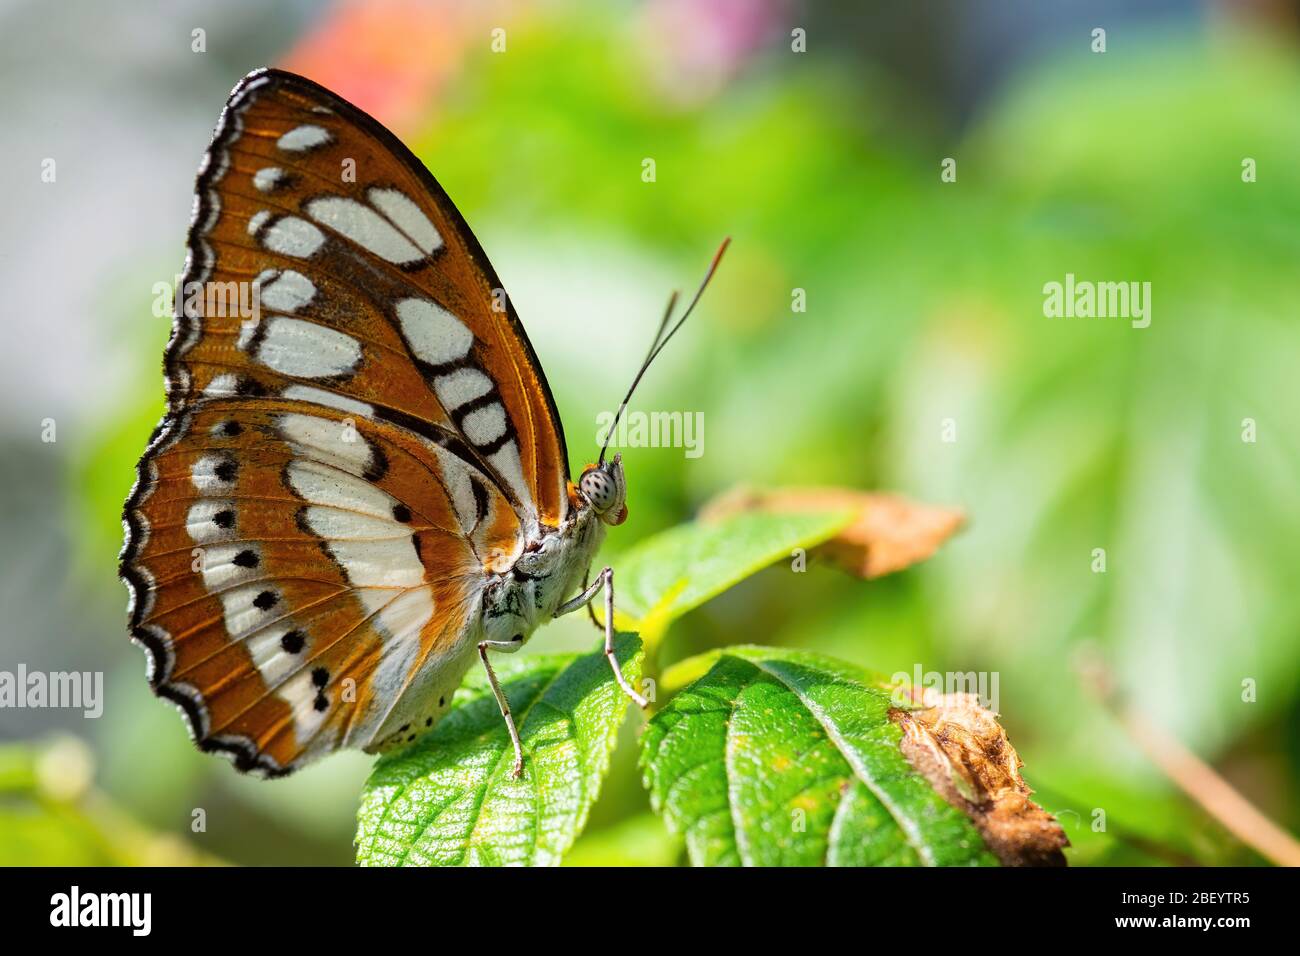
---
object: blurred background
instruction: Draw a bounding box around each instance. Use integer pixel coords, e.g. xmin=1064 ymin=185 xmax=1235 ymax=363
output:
xmin=1 ymin=0 xmax=1297 ymax=866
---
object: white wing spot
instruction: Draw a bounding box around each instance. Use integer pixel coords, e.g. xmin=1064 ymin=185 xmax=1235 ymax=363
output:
xmin=203 ymin=373 xmax=240 ymax=398
xmin=305 ymin=196 xmax=424 ymax=264
xmin=191 ymin=455 xmax=237 ymax=494
xmin=256 ymin=317 xmax=361 ymax=378
xmin=261 ymin=217 xmax=326 ymax=258
xmin=219 ymin=584 xmax=280 ymax=640
xmin=462 ymin=403 xmax=507 ymax=446
xmin=431 ymin=445 xmax=478 ymax=533
xmin=368 ymin=187 xmax=443 ymax=253
xmin=277 ymin=667 xmax=330 ymax=745
xmin=200 ymin=543 xmax=261 ymax=592
xmin=434 ymin=367 xmax=493 ymax=412
xmin=247 ymin=210 xmax=271 ymax=236
xmin=276 ymin=125 xmax=331 ymax=152
xmin=282 ymin=385 xmax=374 ymax=418
xmin=277 ymin=412 xmax=373 ymax=474
xmin=487 ymin=440 xmax=530 ymax=507
xmin=247 ymin=625 xmax=305 ymax=687
xmin=186 ymin=499 xmax=235 ymax=544
xmin=395 ymin=298 xmax=473 ymax=366
xmin=288 ymin=459 xmax=396 ymax=521
xmin=302 ymin=507 xmax=425 ymax=589
xmin=253 ymin=167 xmax=286 ymax=192
xmin=258 ymin=270 xmax=316 ymax=312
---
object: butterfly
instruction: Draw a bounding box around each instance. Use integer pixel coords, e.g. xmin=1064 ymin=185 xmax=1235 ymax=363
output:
xmin=120 ymin=67 xmax=726 ymax=779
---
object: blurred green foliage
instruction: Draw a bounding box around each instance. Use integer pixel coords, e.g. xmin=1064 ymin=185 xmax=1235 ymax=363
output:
xmin=26 ymin=11 xmax=1296 ymax=866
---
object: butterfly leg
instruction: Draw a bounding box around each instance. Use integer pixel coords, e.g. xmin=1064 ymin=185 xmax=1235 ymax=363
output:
xmin=555 ymin=567 xmax=648 ymax=709
xmin=478 ymin=639 xmax=526 ymax=778
xmin=580 ymin=568 xmax=601 ymax=629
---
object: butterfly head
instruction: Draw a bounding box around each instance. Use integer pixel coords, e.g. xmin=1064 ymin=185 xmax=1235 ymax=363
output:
xmin=579 ymin=454 xmax=628 ymax=526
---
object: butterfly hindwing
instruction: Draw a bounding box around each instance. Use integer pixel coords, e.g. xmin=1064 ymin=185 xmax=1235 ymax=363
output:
xmin=127 ymin=396 xmax=528 ymax=773
xmin=122 ymin=68 xmax=567 ymax=775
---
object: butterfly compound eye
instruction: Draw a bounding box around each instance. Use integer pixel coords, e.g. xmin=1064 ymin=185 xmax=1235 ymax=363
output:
xmin=580 ymin=469 xmax=616 ymax=512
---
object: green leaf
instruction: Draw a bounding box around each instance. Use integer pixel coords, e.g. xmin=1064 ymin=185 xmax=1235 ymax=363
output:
xmin=640 ymin=645 xmax=997 ymax=866
xmin=356 ymin=633 xmax=642 ymax=866
xmin=615 ymin=510 xmax=851 ymax=637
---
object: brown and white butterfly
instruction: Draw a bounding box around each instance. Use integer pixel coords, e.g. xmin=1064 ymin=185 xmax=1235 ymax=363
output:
xmin=120 ymin=67 xmax=725 ymax=778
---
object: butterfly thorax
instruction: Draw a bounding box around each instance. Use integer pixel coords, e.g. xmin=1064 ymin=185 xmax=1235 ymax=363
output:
xmin=481 ymin=504 xmax=606 ymax=647
xmin=364 ymin=504 xmax=604 ymax=754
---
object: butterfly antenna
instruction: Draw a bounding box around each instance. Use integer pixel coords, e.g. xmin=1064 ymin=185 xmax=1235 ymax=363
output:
xmin=599 ymin=237 xmax=730 ymax=464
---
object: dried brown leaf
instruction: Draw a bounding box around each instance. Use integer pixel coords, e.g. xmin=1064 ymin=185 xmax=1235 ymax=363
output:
xmin=701 ymin=486 xmax=964 ymax=579
xmin=890 ymin=689 xmax=1069 ymax=867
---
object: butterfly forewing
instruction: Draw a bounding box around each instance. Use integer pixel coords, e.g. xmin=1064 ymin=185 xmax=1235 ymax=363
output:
xmin=170 ymin=68 xmax=568 ymax=525
xmin=122 ymin=69 xmax=569 ymax=775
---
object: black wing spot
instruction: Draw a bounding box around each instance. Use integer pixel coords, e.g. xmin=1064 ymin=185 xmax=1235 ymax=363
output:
xmin=469 ymin=475 xmax=490 ymax=526
xmin=235 ymin=377 xmax=268 ymax=398
xmin=363 ymin=444 xmax=389 ymax=483
xmin=253 ymin=590 xmax=277 ymax=610
xmin=261 ymin=171 xmax=299 ymax=192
